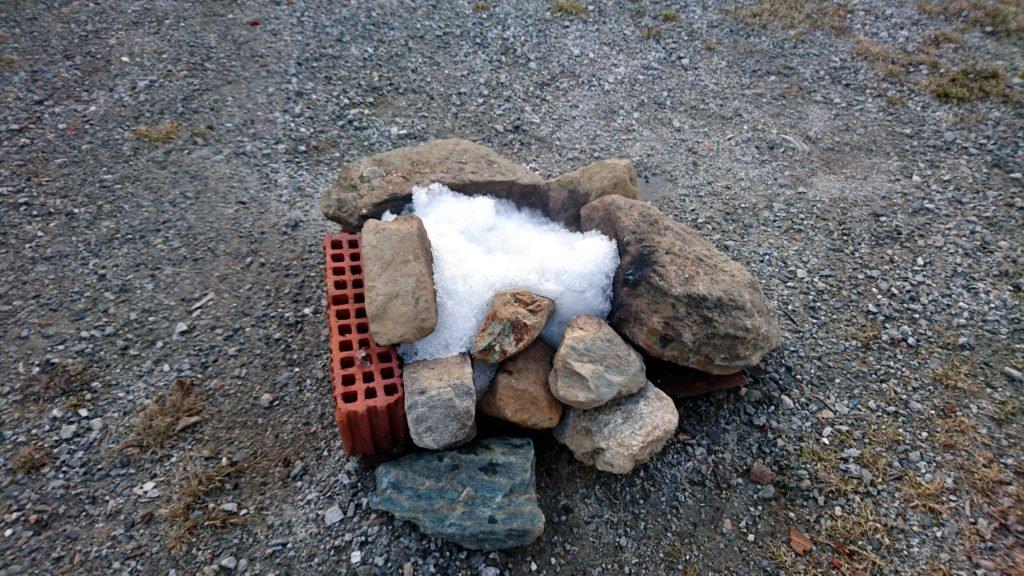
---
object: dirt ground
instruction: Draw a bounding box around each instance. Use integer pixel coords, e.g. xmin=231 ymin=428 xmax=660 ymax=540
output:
xmin=1 ymin=1 xmax=1021 ymax=575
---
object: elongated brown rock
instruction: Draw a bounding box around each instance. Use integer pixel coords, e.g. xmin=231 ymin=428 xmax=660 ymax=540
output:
xmin=471 ymin=290 xmax=554 ymax=363
xmin=580 ymin=196 xmax=781 ymax=374
xmin=362 ymin=215 xmax=437 ymax=345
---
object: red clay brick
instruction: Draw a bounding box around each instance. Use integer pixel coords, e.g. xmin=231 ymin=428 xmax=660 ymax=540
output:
xmin=324 ymin=232 xmax=408 ymax=456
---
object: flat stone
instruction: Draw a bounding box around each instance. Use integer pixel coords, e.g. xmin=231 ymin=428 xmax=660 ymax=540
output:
xmin=749 ymin=461 xmax=775 ymax=485
xmin=362 ymin=215 xmax=437 ymax=345
xmin=320 ymin=139 xmax=545 ymax=230
xmin=404 ymin=354 xmax=476 ymax=450
xmin=479 ymin=340 xmax=562 ymax=430
xmin=371 ymin=437 xmax=545 ymax=550
xmin=545 ymin=159 xmax=640 ymax=229
xmin=548 ymin=315 xmax=646 ymax=409
xmin=581 ymin=196 xmax=781 ymax=374
xmin=471 ymin=290 xmax=554 ymax=363
xmin=324 ymin=505 xmax=343 ymax=526
xmin=554 ymin=382 xmax=678 ymax=474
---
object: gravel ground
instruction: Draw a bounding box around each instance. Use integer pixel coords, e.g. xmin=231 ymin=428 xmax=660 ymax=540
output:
xmin=1 ymin=1 xmax=1022 ymax=575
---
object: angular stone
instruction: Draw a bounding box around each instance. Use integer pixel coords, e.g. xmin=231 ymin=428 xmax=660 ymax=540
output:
xmin=548 ymin=315 xmax=646 ymax=409
xmin=554 ymin=382 xmax=678 ymax=474
xmin=545 ymin=159 xmax=641 ymax=229
xmin=403 ymin=354 xmax=476 ymax=450
xmin=362 ymin=216 xmax=438 ymax=345
xmin=479 ymin=340 xmax=562 ymax=430
xmin=580 ymin=196 xmax=781 ymax=374
xmin=320 ymin=139 xmax=545 ymax=230
xmin=471 ymin=290 xmax=555 ymax=363
xmin=371 ymin=437 xmax=545 ymax=550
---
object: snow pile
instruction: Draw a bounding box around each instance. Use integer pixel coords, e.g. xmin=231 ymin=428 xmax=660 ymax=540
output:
xmin=397 ymin=183 xmax=619 ymax=362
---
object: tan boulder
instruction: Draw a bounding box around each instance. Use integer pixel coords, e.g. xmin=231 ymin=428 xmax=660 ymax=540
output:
xmin=479 ymin=340 xmax=562 ymax=430
xmin=580 ymin=196 xmax=781 ymax=374
xmin=361 ymin=216 xmax=437 ymax=345
xmin=544 ymin=159 xmax=640 ymax=229
xmin=320 ymin=139 xmax=545 ymax=230
xmin=404 ymin=354 xmax=476 ymax=450
xmin=548 ymin=315 xmax=646 ymax=409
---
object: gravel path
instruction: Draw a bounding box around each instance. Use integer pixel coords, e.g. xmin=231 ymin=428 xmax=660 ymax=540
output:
xmin=2 ymin=1 xmax=1021 ymax=575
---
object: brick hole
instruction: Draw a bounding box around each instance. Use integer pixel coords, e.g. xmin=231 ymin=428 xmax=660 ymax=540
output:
xmin=330 ymin=252 xmax=346 ymax=263
xmin=335 ymin=308 xmax=351 ymax=320
xmin=380 ymin=366 xmax=395 ymax=379
xmin=377 ymin=351 xmax=393 ymax=363
xmin=340 ymin=357 xmax=355 ymax=369
xmin=364 ymin=387 xmax=378 ymax=400
xmin=357 ymin=338 xmax=370 ymax=349
xmin=334 ymin=279 xmax=348 ymax=291
xmin=356 ymin=322 xmax=369 ymax=334
xmin=383 ymin=383 xmax=399 ymax=396
xmin=355 ymin=307 xmax=367 ymax=319
xmin=330 ymin=239 xmax=345 ymax=250
xmin=354 ymin=293 xmax=365 ymax=304
xmin=351 ymin=253 xmax=361 ymax=262
xmin=341 ymin=390 xmax=357 ymax=403
xmin=351 ymin=265 xmax=362 ymax=275
xmin=331 ymin=266 xmax=346 ymax=276
xmin=341 ymin=373 xmax=356 ymax=387
xmin=338 ymin=324 xmax=353 ymax=336
xmin=331 ymin=294 xmax=349 ymax=306
xmin=353 ymin=279 xmax=364 ymax=289
xmin=348 ymin=239 xmax=358 ymax=249
xmin=362 ymin=371 xmax=375 ymax=384
xmin=339 ymin=340 xmax=354 ymax=352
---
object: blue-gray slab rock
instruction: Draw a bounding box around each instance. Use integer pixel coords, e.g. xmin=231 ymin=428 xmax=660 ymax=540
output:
xmin=371 ymin=437 xmax=545 ymax=550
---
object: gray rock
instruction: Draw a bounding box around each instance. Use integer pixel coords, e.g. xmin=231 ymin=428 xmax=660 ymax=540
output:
xmin=59 ymin=424 xmax=76 ymax=440
xmin=544 ymin=158 xmax=640 ymax=229
xmin=320 ymin=139 xmax=545 ymax=230
xmin=404 ymin=354 xmax=476 ymax=450
xmin=362 ymin=215 xmax=438 ymax=345
xmin=554 ymin=382 xmax=679 ymax=474
xmin=549 ymin=315 xmax=646 ymax=409
xmin=324 ymin=505 xmax=343 ymax=526
xmin=371 ymin=437 xmax=545 ymax=550
xmin=580 ymin=196 xmax=781 ymax=374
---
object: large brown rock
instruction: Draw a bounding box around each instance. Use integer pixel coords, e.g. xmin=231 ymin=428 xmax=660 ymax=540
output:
xmin=548 ymin=315 xmax=646 ymax=409
xmin=479 ymin=340 xmax=562 ymax=430
xmin=403 ymin=354 xmax=477 ymax=450
xmin=544 ymin=159 xmax=641 ymax=229
xmin=471 ymin=290 xmax=555 ymax=363
xmin=362 ymin=216 xmax=437 ymax=345
xmin=580 ymin=196 xmax=781 ymax=375
xmin=554 ymin=382 xmax=678 ymax=474
xmin=320 ymin=139 xmax=545 ymax=230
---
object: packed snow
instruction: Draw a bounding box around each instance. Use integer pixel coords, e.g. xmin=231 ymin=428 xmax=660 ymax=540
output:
xmin=396 ymin=183 xmax=619 ymax=362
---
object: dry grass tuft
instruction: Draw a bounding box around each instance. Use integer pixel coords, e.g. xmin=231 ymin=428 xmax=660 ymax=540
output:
xmin=164 ymin=460 xmax=248 ymax=550
xmin=132 ymin=120 xmax=182 ymax=144
xmin=551 ymin=0 xmax=586 ymax=16
xmin=901 ymin=474 xmax=949 ymax=516
xmin=11 ymin=444 xmax=50 ymax=474
xmin=660 ymin=11 xmax=681 ymax=22
xmin=121 ymin=379 xmax=204 ymax=455
xmin=845 ymin=320 xmax=881 ymax=346
xmin=931 ymin=357 xmax=975 ymax=392
xmin=735 ymin=0 xmax=849 ymax=33
xmin=918 ymin=0 xmax=1024 ymax=38
xmin=926 ymin=66 xmax=1014 ymax=102
xmin=642 ymin=26 xmax=661 ymax=39
xmin=928 ymin=28 xmax=964 ymax=45
xmin=851 ymin=36 xmax=941 ymax=78
xmin=0 ymin=55 xmax=19 ymax=70
xmin=472 ymin=1 xmax=490 ymax=11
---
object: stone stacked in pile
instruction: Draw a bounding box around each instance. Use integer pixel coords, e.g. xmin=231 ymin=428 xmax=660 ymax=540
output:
xmin=320 ymin=139 xmax=781 ymax=551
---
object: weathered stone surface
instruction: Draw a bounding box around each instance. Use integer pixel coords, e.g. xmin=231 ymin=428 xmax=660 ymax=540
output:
xmin=362 ymin=216 xmax=437 ymax=345
xmin=554 ymin=382 xmax=678 ymax=474
xmin=580 ymin=196 xmax=781 ymax=375
xmin=545 ymin=159 xmax=641 ymax=229
xmin=548 ymin=315 xmax=646 ymax=409
xmin=320 ymin=139 xmax=545 ymax=230
xmin=471 ymin=290 xmax=555 ymax=363
xmin=479 ymin=340 xmax=562 ymax=430
xmin=371 ymin=437 xmax=545 ymax=550
xmin=404 ymin=354 xmax=476 ymax=450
